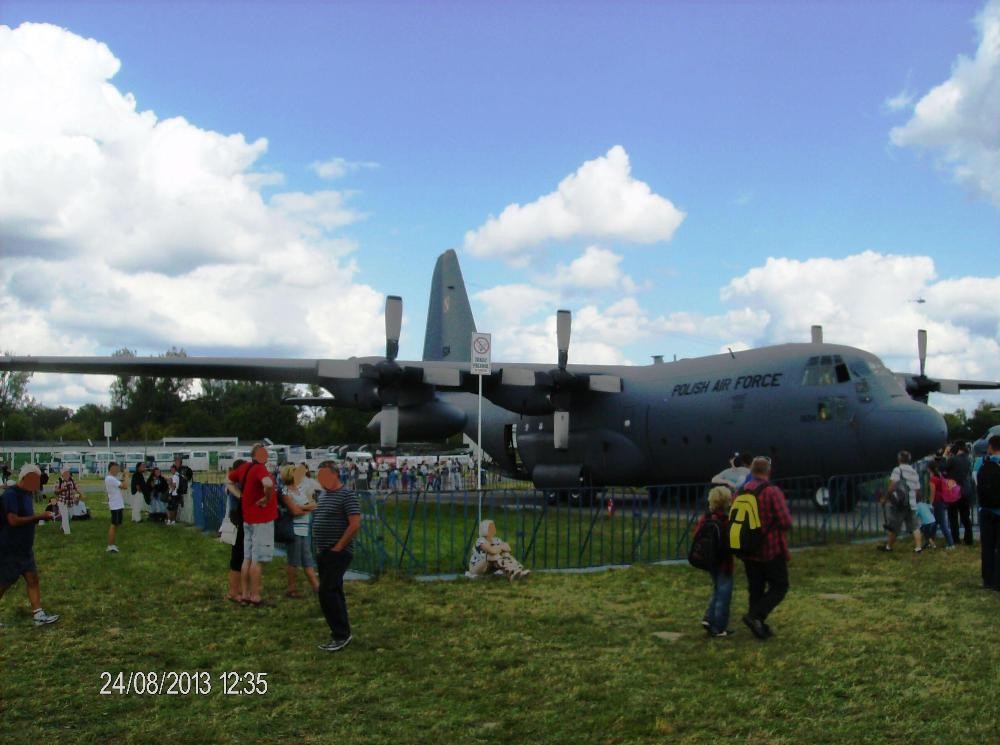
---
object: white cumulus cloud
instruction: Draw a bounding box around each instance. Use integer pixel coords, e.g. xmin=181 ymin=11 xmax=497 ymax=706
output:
xmin=470 ymin=250 xmax=999 ymax=415
xmin=0 ymin=22 xmax=386 ymax=409
xmin=890 ymin=0 xmax=1000 ymax=207
xmin=462 ymin=145 xmax=686 ymax=266
xmin=552 ymin=246 xmax=641 ymax=294
xmin=719 ymin=252 xmax=1000 ymax=401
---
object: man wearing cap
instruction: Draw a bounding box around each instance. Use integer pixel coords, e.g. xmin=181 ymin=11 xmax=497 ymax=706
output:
xmin=0 ymin=464 xmax=60 ymax=626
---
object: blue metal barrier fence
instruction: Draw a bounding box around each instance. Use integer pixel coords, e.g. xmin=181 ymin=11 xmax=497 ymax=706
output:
xmin=195 ymin=470 xmax=974 ymax=578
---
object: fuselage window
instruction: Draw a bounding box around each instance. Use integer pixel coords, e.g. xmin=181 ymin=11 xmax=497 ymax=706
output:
xmin=801 ymin=357 xmax=851 ymax=386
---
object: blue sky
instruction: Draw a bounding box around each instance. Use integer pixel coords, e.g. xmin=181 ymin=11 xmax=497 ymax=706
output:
xmin=1 ymin=0 xmax=998 ymax=411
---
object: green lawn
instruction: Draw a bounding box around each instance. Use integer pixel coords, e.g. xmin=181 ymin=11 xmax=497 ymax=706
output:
xmin=1 ymin=503 xmax=997 ymax=744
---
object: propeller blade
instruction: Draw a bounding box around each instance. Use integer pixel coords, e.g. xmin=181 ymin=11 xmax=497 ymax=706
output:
xmin=553 ymin=410 xmax=570 ymax=450
xmin=380 ymin=405 xmax=399 ymax=448
xmin=385 ymin=295 xmax=403 ymax=361
xmin=811 ymin=325 xmax=823 ymax=344
xmin=501 ymin=367 xmax=538 ymax=387
xmin=557 ymin=309 xmax=571 ymax=370
xmin=918 ymin=329 xmax=927 ymax=378
xmin=588 ymin=374 xmax=622 ymax=393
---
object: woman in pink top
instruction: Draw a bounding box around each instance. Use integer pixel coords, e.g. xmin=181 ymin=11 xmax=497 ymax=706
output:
xmin=927 ymin=460 xmax=955 ymax=548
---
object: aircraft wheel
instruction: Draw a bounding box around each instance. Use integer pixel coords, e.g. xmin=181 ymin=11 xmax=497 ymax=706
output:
xmin=813 ymin=487 xmax=831 ymax=511
xmin=814 ymin=483 xmax=857 ymax=512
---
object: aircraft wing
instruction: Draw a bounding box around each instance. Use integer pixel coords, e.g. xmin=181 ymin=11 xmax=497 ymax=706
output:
xmin=0 ymin=354 xmax=332 ymax=385
xmin=895 ymin=372 xmax=1000 ymax=399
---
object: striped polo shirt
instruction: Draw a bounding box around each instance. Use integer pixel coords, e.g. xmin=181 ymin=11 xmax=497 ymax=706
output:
xmin=312 ymin=488 xmax=362 ymax=555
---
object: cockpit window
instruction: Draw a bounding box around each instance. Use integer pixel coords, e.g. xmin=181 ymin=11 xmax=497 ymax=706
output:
xmin=850 ymin=360 xmax=872 ymax=378
xmin=801 ymin=355 xmax=851 ymax=386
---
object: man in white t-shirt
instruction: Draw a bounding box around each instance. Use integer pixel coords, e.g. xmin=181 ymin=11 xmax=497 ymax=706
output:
xmin=879 ymin=450 xmax=923 ymax=553
xmin=105 ymin=462 xmax=127 ymax=553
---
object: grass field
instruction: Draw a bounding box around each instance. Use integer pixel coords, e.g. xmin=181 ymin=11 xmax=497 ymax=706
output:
xmin=1 ymin=500 xmax=997 ymax=744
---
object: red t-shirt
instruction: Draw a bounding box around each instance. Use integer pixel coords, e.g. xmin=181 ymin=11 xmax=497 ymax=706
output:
xmin=228 ymin=461 xmax=277 ymax=525
xmin=929 ymin=474 xmax=947 ymax=505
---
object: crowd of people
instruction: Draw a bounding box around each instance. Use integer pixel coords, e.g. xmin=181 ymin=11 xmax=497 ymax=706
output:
xmin=3 ymin=436 xmax=998 ymax=653
xmin=338 ymin=457 xmax=476 ymax=493
xmin=690 ymin=439 xmax=1000 ymax=641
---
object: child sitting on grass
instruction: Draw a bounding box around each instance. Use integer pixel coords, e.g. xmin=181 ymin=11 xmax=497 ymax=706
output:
xmin=695 ymin=486 xmax=734 ymax=637
xmin=466 ymin=520 xmax=529 ymax=581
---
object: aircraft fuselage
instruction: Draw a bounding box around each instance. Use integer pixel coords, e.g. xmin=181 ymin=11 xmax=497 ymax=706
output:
xmin=445 ymin=342 xmax=947 ymax=487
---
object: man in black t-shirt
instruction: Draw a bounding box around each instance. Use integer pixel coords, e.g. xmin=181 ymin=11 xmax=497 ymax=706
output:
xmin=312 ymin=461 xmax=361 ymax=652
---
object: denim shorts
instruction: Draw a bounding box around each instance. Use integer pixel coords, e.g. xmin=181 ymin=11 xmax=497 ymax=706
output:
xmin=286 ymin=534 xmax=316 ymax=569
xmin=243 ymin=521 xmax=274 ymax=563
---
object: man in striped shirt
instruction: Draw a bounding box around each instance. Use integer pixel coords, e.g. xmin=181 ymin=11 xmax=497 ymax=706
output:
xmin=312 ymin=461 xmax=362 ymax=652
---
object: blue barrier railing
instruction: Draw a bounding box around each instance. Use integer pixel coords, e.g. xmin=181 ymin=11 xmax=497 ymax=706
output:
xmin=196 ymin=470 xmax=975 ymax=578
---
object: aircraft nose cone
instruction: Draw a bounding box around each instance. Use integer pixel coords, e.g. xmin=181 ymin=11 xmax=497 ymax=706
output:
xmin=861 ymin=401 xmax=947 ymax=465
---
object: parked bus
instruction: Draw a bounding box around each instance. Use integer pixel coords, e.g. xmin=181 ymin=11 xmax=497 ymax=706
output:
xmin=175 ymin=449 xmax=210 ymax=471
xmin=218 ymin=448 xmax=253 ymax=472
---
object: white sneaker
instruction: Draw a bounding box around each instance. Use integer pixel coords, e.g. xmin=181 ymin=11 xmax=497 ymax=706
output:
xmin=106 ymin=545 xmax=119 ymax=553
xmin=33 ymin=609 xmax=60 ymax=626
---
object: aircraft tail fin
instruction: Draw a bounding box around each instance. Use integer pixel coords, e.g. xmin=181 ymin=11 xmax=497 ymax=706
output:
xmin=423 ymin=249 xmax=477 ymax=362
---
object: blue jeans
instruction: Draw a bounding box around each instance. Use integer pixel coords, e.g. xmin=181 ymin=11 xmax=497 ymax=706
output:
xmin=705 ymin=570 xmax=734 ymax=633
xmin=932 ymin=502 xmax=954 ymax=546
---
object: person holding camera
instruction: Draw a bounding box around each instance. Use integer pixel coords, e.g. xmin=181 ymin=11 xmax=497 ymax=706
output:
xmin=0 ymin=464 xmax=60 ymax=626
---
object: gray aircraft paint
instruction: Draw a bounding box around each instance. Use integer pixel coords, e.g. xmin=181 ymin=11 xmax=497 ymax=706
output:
xmin=3 ymin=250 xmax=994 ymax=489
xmin=422 ymin=249 xmax=476 ymax=364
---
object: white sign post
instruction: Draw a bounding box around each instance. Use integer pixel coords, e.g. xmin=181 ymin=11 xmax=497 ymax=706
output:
xmin=471 ymin=332 xmax=491 ymax=523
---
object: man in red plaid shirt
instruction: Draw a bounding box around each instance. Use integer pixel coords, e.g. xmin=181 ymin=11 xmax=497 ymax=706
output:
xmin=740 ymin=456 xmax=793 ymax=640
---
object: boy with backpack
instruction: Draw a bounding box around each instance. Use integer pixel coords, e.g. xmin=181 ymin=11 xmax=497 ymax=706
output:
xmin=690 ymin=486 xmax=735 ymax=637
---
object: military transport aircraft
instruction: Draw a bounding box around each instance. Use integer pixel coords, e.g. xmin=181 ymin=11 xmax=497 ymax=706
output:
xmin=3 ymin=250 xmax=998 ymax=500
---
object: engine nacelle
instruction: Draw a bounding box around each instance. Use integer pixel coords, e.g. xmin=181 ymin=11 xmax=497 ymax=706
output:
xmin=531 ymin=464 xmax=588 ymax=489
xmin=367 ymin=398 xmax=467 ymax=441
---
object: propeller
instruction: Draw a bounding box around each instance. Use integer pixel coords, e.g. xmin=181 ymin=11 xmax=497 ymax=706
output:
xmin=918 ymin=328 xmax=927 ymax=378
xmin=502 ymin=309 xmax=622 ymax=450
xmin=319 ymin=296 xmax=423 ymax=448
xmin=905 ymin=328 xmax=941 ymax=403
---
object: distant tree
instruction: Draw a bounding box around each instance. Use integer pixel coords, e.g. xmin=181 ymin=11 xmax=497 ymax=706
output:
xmin=53 ymin=420 xmax=91 ymax=442
xmin=0 ymin=351 xmax=34 ymax=420
xmin=108 ymin=347 xmax=193 ymax=437
xmin=966 ymin=400 xmax=1000 ymax=442
xmin=302 ymin=408 xmax=373 ymax=447
xmin=944 ymin=409 xmax=971 ymax=442
xmin=69 ymin=403 xmax=111 ymax=440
